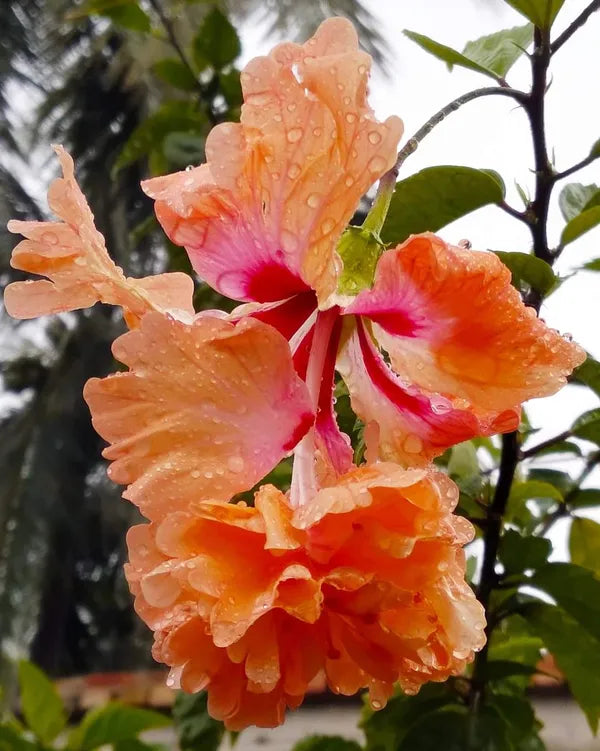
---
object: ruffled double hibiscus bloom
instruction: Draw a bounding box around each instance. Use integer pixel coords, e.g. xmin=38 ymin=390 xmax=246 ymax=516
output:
xmin=5 ymin=18 xmax=583 ymax=730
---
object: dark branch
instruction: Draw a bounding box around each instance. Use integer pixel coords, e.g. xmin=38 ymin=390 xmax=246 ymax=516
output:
xmin=556 ymin=152 xmax=599 ymax=180
xmin=498 ymin=200 xmax=531 ymax=224
xmin=520 ymin=429 xmax=573 ymax=459
xmin=551 ymin=0 xmax=600 ymax=55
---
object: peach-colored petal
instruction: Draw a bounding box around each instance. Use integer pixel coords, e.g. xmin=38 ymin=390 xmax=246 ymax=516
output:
xmin=337 ymin=318 xmax=501 ymax=465
xmin=344 ymin=234 xmax=586 ymax=413
xmin=142 ymin=18 xmax=403 ymax=306
xmin=84 ymin=312 xmax=313 ymax=519
xmin=5 ymin=146 xmax=194 ymax=325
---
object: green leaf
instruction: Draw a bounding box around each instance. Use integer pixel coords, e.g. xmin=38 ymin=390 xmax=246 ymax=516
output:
xmin=219 ymin=69 xmax=243 ymax=109
xmin=561 ymin=205 xmax=600 ymax=246
xmin=530 ymin=562 xmax=600 ymax=642
xmin=114 ymin=741 xmax=170 ymax=751
xmin=192 ymin=8 xmax=241 ymax=70
xmin=509 ymin=481 xmax=563 ymax=504
xmin=337 ymin=226 xmax=385 ymax=295
xmin=570 ymin=517 xmax=600 ymax=573
xmin=584 ymin=258 xmax=600 ymax=271
xmin=502 ymin=0 xmax=565 ymax=29
xmin=403 ymin=30 xmax=501 ymax=80
xmin=461 ymin=24 xmax=533 ymax=78
xmin=568 ymin=488 xmax=600 ymax=509
xmin=571 ymin=353 xmax=600 ymax=397
xmin=292 ymin=737 xmax=362 ymax=751
xmin=490 ymin=694 xmax=536 ymax=744
xmin=493 ymin=251 xmax=556 ymax=295
xmin=102 ymin=3 xmax=151 ymax=31
xmin=0 ymin=726 xmax=39 ymax=751
xmin=558 ymin=183 xmax=599 ymax=221
xmin=572 ymin=408 xmax=600 ymax=444
xmin=448 ymin=441 xmax=480 ymax=478
xmin=524 ymin=603 xmax=600 ymax=732
xmin=527 ymin=468 xmax=572 ymax=495
xmin=381 ymin=166 xmax=505 ymax=245
xmin=69 ymin=703 xmax=170 ymax=750
xmin=17 ymin=660 xmax=67 ymax=744
xmin=152 ymin=59 xmax=198 ymax=91
xmin=482 ymin=660 xmax=538 ymax=681
xmin=113 ymin=101 xmax=206 ymax=173
xmin=172 ymin=692 xmax=224 ymax=751
xmin=592 ymin=139 xmax=600 ymax=158
xmin=499 ymin=529 xmax=552 ymax=574
xmin=527 ymin=440 xmax=582 ymax=458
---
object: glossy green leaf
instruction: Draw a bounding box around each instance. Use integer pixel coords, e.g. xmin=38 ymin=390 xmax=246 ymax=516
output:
xmin=18 ymin=660 xmax=67 ymax=744
xmin=337 ymin=226 xmax=385 ymax=295
xmin=482 ymin=660 xmax=539 ymax=681
xmin=172 ymin=691 xmax=224 ymax=751
xmin=584 ymin=258 xmax=600 ymax=271
xmin=381 ymin=166 xmax=505 ymax=244
xmin=502 ymin=0 xmax=565 ymax=29
xmin=568 ymin=488 xmax=600 ymax=509
xmin=152 ymin=59 xmax=198 ymax=91
xmin=530 ymin=562 xmax=600 ymax=642
xmin=558 ymin=183 xmax=599 ymax=221
xmin=570 ymin=517 xmax=600 ymax=573
xmin=493 ymin=251 xmax=557 ymax=295
xmin=219 ymin=69 xmax=243 ymax=108
xmin=561 ymin=206 xmax=600 ymax=246
xmin=500 ymin=529 xmax=552 ymax=574
xmin=0 ymin=725 xmax=38 ymax=751
xmin=192 ymin=8 xmax=241 ymax=70
xmin=113 ymin=101 xmax=206 ymax=173
xmin=527 ymin=468 xmax=572 ymax=495
xmin=490 ymin=694 xmax=537 ymax=745
xmin=528 ymin=440 xmax=582 ymax=458
xmin=524 ymin=603 xmax=600 ymax=732
xmin=69 ymin=703 xmax=170 ymax=750
xmin=102 ymin=3 xmax=150 ymax=31
xmin=572 ymin=408 xmax=600 ymax=444
xmin=448 ymin=440 xmax=480 ymax=478
xmin=571 ymin=353 xmax=600 ymax=397
xmin=292 ymin=737 xmax=362 ymax=751
xmin=461 ymin=24 xmax=533 ymax=78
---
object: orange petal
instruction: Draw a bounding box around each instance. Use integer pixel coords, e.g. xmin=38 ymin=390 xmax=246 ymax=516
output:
xmin=142 ymin=18 xmax=403 ymax=306
xmin=84 ymin=313 xmax=313 ymax=519
xmin=5 ymin=146 xmax=194 ymax=325
xmin=345 ymin=234 xmax=585 ymax=413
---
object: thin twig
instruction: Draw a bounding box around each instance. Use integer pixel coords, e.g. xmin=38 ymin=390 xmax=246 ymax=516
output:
xmin=551 ymin=0 xmax=600 ymax=55
xmin=520 ymin=429 xmax=572 ymax=459
xmin=498 ymin=200 xmax=531 ymax=224
xmin=555 ymin=152 xmax=599 ymax=180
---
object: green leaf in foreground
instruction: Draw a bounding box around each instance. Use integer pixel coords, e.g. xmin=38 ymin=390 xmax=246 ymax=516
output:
xmin=572 ymin=408 xmax=600 ymax=444
xmin=570 ymin=517 xmax=600 ymax=574
xmin=381 ymin=166 xmax=505 ymax=245
xmin=172 ymin=691 xmax=224 ymax=751
xmin=493 ymin=251 xmax=557 ymax=295
xmin=69 ymin=703 xmax=170 ymax=751
xmin=524 ymin=602 xmax=600 ymax=733
xmin=403 ymin=30 xmax=499 ymax=79
xmin=502 ymin=0 xmax=565 ymax=29
xmin=558 ymin=183 xmax=599 ymax=222
xmin=18 ymin=660 xmax=67 ymax=744
xmin=461 ymin=23 xmax=533 ymax=78
xmin=571 ymin=354 xmax=600 ymax=397
xmin=337 ymin=227 xmax=385 ymax=295
xmin=152 ymin=59 xmax=198 ymax=91
xmin=561 ymin=206 xmax=600 ymax=246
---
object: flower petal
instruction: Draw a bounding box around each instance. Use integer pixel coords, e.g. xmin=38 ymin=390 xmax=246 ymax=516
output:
xmin=142 ymin=18 xmax=402 ymax=305
xmin=5 ymin=146 xmax=194 ymax=324
xmin=84 ymin=312 xmax=313 ymax=519
xmin=336 ymin=318 xmax=495 ymax=465
xmin=344 ymin=234 xmax=585 ymax=413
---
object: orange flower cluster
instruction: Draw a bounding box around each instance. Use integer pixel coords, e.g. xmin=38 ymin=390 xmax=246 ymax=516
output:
xmin=126 ymin=464 xmax=484 ymax=729
xmin=4 ymin=15 xmax=584 ymax=732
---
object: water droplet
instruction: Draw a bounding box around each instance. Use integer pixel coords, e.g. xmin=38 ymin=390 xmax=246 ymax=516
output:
xmin=74 ymin=257 xmax=87 ymax=266
xmin=273 ymin=114 xmax=282 ymax=123
xmin=204 ymin=470 xmax=214 ymax=479
xmin=227 ymin=456 xmax=245 ymax=473
xmin=368 ymin=131 xmax=382 ymax=145
xmin=312 ymin=127 xmax=322 ymax=137
xmin=344 ymin=176 xmax=355 ymax=187
xmin=287 ymin=127 xmax=303 ymax=143
xmin=287 ymin=102 xmax=296 ymax=112
xmin=368 ymin=156 xmax=387 ymax=173
xmin=321 ymin=218 xmax=335 ymax=235
xmin=306 ymin=193 xmax=320 ymax=208
xmin=42 ymin=231 xmax=58 ymax=245
xmin=358 ymin=64 xmax=367 ymax=75
xmin=371 ymin=700 xmax=382 ymax=710
xmin=345 ymin=112 xmax=357 ymax=124
xmin=185 ymin=164 xmax=194 ymax=172
xmin=403 ymin=434 xmax=423 ymax=454
xmin=430 ymin=397 xmax=451 ymax=415
xmin=287 ymin=163 xmax=301 ymax=179
xmin=191 ymin=470 xmax=201 ymax=479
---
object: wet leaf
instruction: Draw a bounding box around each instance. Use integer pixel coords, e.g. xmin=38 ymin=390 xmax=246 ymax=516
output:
xmin=569 ymin=517 xmax=600 ymax=574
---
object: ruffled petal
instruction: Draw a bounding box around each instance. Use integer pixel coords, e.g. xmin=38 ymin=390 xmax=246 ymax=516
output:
xmin=142 ymin=18 xmax=402 ymax=306
xmin=84 ymin=312 xmax=313 ymax=519
xmin=336 ymin=318 xmax=497 ymax=465
xmin=5 ymin=146 xmax=194 ymax=325
xmin=344 ymin=234 xmax=585 ymax=413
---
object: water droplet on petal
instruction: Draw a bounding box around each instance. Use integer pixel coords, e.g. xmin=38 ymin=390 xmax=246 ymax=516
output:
xmin=306 ymin=193 xmax=320 ymax=208
xmin=321 ymin=218 xmax=335 ymax=235
xmin=287 ymin=163 xmax=301 ymax=179
xmin=369 ymin=156 xmax=387 ymax=173
xmin=368 ymin=131 xmax=382 ymax=145
xmin=227 ymin=456 xmax=245 ymax=473
xmin=185 ymin=164 xmax=194 ymax=172
xmin=403 ymin=434 xmax=423 ymax=454
xmin=287 ymin=127 xmax=303 ymax=143
xmin=345 ymin=176 xmax=355 ymax=187
xmin=42 ymin=231 xmax=58 ymax=245
xmin=345 ymin=113 xmax=357 ymax=124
